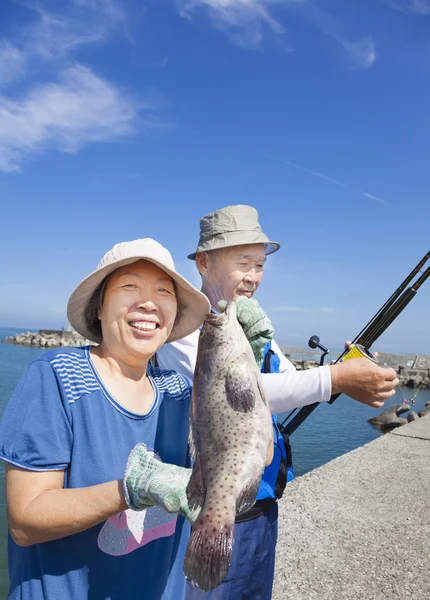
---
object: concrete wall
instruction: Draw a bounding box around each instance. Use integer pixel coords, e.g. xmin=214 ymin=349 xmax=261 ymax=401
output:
xmin=273 ymin=416 xmax=430 ymax=600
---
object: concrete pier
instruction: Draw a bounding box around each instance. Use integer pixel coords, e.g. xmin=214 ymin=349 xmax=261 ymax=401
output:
xmin=273 ymin=416 xmax=430 ymax=600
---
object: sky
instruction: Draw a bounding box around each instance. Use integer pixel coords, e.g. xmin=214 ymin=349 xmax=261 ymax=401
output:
xmin=0 ymin=0 xmax=429 ymax=354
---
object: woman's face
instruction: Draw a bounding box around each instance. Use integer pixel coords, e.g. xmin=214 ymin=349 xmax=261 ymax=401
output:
xmin=98 ymin=260 xmax=178 ymax=365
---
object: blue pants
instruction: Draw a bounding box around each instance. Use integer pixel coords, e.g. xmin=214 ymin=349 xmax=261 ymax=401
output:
xmin=185 ymin=502 xmax=278 ymax=600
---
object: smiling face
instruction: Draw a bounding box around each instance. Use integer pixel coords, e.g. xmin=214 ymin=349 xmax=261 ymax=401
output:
xmin=98 ymin=259 xmax=178 ymax=366
xmin=196 ymin=243 xmax=266 ymax=310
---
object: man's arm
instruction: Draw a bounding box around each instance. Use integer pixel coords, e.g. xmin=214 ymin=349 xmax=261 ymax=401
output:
xmin=265 ymin=340 xmax=398 ymax=414
xmin=262 ymin=340 xmax=332 ymax=413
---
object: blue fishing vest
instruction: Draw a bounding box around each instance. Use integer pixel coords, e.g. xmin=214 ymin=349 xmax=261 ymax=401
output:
xmin=235 ymin=342 xmax=294 ymax=523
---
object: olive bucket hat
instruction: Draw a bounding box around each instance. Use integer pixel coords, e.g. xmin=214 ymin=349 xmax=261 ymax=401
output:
xmin=188 ymin=205 xmax=280 ymax=260
xmin=67 ymin=238 xmax=211 ymax=344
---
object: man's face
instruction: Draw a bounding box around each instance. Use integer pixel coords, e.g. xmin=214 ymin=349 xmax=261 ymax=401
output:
xmin=197 ymin=243 xmax=266 ymax=309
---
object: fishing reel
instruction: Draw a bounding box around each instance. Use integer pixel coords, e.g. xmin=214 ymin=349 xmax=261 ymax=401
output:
xmin=308 ymin=335 xmax=378 ymax=367
xmin=308 ymin=335 xmax=330 ymax=366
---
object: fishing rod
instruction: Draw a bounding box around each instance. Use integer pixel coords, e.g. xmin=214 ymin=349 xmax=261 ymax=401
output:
xmin=281 ymin=251 xmax=430 ymax=437
xmin=358 ymin=265 xmax=430 ymax=349
xmin=336 ymin=251 xmax=430 ymax=362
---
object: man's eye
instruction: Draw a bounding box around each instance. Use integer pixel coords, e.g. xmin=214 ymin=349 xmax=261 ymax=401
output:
xmin=123 ymin=283 xmax=138 ymax=289
xmin=158 ymin=287 xmax=174 ymax=294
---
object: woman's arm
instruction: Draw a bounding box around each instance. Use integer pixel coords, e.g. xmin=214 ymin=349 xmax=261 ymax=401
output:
xmin=6 ymin=465 xmax=127 ymax=547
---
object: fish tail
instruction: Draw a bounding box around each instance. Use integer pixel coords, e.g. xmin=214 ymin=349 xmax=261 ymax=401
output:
xmin=184 ymin=514 xmax=234 ymax=592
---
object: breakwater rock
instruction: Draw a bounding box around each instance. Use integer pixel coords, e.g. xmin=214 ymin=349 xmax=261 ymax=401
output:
xmin=368 ymin=402 xmax=430 ymax=431
xmin=2 ymin=330 xmax=92 ymax=348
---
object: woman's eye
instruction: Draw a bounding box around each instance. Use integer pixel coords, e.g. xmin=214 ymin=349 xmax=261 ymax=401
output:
xmin=123 ymin=283 xmax=138 ymax=289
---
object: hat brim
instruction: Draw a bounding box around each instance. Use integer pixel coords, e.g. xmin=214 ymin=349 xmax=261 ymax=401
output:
xmin=67 ymin=257 xmax=210 ymax=344
xmin=188 ymin=238 xmax=281 ymax=260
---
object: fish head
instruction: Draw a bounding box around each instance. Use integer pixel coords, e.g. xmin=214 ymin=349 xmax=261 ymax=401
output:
xmin=197 ymin=300 xmax=246 ymax=367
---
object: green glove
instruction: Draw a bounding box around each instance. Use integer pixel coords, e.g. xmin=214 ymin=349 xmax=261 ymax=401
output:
xmin=218 ymin=297 xmax=274 ymax=368
xmin=123 ymin=443 xmax=200 ymax=524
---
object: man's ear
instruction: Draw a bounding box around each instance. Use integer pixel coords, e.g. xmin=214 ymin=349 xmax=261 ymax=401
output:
xmin=195 ymin=252 xmax=210 ymax=276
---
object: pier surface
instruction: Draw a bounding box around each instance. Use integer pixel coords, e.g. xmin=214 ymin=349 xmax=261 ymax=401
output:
xmin=273 ymin=416 xmax=430 ymax=600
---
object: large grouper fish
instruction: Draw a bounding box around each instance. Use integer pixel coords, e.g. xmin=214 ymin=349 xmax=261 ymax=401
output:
xmin=183 ymin=300 xmax=274 ymax=592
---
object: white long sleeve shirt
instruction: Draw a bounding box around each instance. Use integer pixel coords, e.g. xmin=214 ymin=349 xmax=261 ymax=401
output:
xmin=156 ymin=331 xmax=332 ymax=414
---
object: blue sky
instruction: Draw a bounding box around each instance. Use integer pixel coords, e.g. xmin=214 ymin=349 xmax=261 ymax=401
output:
xmin=0 ymin=0 xmax=429 ymax=354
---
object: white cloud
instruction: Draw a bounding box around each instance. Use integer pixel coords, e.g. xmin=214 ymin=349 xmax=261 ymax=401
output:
xmin=340 ymin=37 xmax=376 ymax=69
xmin=0 ymin=1 xmax=160 ymax=172
xmin=384 ymin=0 xmax=430 ymax=14
xmin=0 ymin=65 xmax=144 ymax=172
xmin=179 ymin=0 xmax=287 ymax=48
xmin=20 ymin=0 xmax=129 ymax=62
xmin=299 ymin=1 xmax=376 ymax=69
xmin=178 ymin=0 xmax=376 ymax=68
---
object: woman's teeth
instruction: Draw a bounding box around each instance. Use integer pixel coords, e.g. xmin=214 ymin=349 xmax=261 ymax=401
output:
xmin=130 ymin=321 xmax=157 ymax=331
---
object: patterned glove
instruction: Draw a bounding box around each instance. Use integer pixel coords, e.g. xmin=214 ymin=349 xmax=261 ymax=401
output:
xmin=218 ymin=297 xmax=274 ymax=368
xmin=123 ymin=443 xmax=200 ymax=524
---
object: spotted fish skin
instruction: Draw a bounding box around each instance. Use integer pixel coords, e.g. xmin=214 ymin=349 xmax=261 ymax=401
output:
xmin=183 ymin=300 xmax=273 ymax=592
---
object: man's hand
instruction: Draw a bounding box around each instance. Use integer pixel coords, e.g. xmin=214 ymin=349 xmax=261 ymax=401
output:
xmin=219 ymin=297 xmax=274 ymax=368
xmin=344 ymin=340 xmax=378 ymax=359
xmin=330 ymin=359 xmax=399 ymax=408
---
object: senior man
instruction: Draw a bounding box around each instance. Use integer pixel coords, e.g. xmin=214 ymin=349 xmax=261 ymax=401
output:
xmin=157 ymin=204 xmax=398 ymax=600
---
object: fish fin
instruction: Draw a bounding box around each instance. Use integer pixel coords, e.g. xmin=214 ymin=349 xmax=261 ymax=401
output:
xmin=186 ymin=454 xmax=206 ymax=512
xmin=225 ymin=356 xmax=256 ymax=412
xmin=189 ymin=414 xmax=206 ymax=458
xmin=235 ymin=478 xmax=260 ymax=515
xmin=184 ymin=521 xmax=234 ymax=592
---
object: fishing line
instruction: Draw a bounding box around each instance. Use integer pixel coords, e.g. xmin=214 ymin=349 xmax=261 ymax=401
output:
xmin=398 ymin=370 xmax=429 ymax=405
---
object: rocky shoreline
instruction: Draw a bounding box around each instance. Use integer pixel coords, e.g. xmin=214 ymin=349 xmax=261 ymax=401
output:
xmin=367 ymin=401 xmax=430 ymax=431
xmin=2 ymin=329 xmax=92 ymax=348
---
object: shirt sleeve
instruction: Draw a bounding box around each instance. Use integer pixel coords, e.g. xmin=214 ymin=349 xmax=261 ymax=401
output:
xmin=0 ymin=360 xmax=73 ymax=472
xmin=262 ymin=340 xmax=332 ymax=414
xmin=156 ymin=330 xmax=199 ymax=381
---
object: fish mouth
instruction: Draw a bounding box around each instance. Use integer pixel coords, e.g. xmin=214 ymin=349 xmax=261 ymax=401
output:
xmin=205 ymin=313 xmax=225 ymax=327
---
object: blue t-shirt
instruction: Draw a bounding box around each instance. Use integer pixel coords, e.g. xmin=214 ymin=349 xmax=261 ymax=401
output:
xmin=0 ymin=346 xmax=193 ymax=600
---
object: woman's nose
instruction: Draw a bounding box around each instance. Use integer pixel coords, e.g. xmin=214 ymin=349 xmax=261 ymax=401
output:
xmin=138 ymin=298 xmax=157 ymax=312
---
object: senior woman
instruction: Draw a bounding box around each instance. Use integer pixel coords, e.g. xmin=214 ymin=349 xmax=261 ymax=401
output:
xmin=0 ymin=238 xmax=210 ymax=600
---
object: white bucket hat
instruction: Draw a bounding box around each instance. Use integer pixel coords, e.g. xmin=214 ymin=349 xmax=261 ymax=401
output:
xmin=188 ymin=205 xmax=280 ymax=260
xmin=67 ymin=238 xmax=210 ymax=344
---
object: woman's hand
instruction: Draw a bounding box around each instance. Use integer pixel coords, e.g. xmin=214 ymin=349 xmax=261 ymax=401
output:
xmin=124 ymin=443 xmax=199 ymax=524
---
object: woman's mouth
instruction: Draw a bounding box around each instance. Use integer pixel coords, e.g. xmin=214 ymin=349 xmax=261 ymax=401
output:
xmin=129 ymin=321 xmax=159 ymax=332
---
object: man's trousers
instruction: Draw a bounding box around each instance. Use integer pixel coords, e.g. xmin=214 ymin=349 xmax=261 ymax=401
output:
xmin=185 ymin=502 xmax=278 ymax=600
